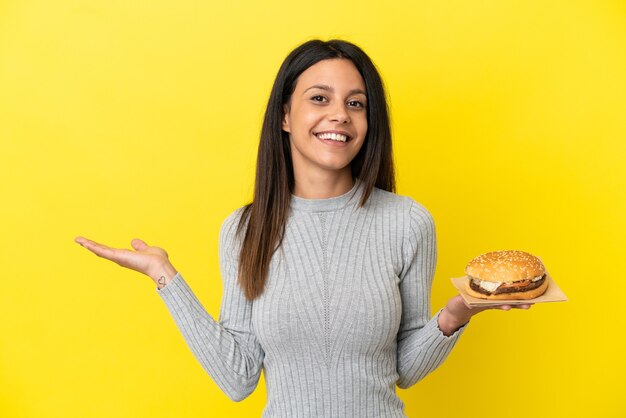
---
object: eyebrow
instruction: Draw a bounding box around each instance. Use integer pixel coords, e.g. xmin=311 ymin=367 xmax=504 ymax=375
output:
xmin=303 ymin=84 xmax=367 ymax=97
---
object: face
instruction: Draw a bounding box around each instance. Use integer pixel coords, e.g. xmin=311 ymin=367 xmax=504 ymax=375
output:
xmin=282 ymin=58 xmax=368 ymax=181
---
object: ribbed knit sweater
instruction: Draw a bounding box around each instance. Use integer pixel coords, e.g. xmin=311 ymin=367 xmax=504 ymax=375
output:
xmin=156 ymin=180 xmax=467 ymax=417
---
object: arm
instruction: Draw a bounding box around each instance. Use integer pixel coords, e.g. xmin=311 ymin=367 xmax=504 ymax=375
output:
xmin=156 ymin=210 xmax=264 ymax=401
xmin=396 ymin=200 xmax=468 ymax=389
xmin=75 ymin=211 xmax=264 ymax=401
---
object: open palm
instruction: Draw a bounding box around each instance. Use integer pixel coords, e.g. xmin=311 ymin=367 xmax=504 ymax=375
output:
xmin=75 ymin=236 xmax=175 ymax=284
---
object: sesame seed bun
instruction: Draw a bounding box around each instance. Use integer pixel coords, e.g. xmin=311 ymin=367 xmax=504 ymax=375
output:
xmin=465 ymin=250 xmax=546 ymax=283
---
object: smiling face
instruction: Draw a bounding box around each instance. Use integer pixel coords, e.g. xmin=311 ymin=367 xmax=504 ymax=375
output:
xmin=282 ymin=58 xmax=368 ymax=186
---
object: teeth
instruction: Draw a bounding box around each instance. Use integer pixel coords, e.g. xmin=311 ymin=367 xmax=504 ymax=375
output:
xmin=317 ymin=132 xmax=348 ymax=142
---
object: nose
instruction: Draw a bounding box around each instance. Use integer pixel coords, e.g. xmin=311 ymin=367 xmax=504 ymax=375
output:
xmin=328 ymin=102 xmax=350 ymax=124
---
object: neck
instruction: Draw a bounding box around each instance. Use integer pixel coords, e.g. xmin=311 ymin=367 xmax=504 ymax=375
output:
xmin=292 ymin=169 xmax=354 ymax=199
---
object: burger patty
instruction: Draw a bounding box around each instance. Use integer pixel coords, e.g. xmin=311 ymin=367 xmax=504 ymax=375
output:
xmin=469 ymin=276 xmax=546 ymax=296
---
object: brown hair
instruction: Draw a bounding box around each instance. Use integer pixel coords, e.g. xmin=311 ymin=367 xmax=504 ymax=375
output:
xmin=237 ymin=39 xmax=395 ymax=300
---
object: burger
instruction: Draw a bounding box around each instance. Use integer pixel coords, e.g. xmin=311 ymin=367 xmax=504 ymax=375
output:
xmin=465 ymin=250 xmax=548 ymax=300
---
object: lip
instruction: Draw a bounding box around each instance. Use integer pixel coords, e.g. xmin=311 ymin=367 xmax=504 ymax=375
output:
xmin=314 ymin=130 xmax=353 ymax=142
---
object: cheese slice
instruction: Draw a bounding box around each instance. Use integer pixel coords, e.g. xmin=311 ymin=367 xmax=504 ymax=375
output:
xmin=478 ymin=280 xmax=501 ymax=292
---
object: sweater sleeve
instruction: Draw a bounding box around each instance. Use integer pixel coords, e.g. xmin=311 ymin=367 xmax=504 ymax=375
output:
xmin=396 ymin=199 xmax=467 ymax=389
xmin=156 ymin=208 xmax=265 ymax=401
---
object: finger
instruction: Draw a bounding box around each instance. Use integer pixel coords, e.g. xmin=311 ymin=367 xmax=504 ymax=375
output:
xmin=91 ymin=245 xmax=137 ymax=267
xmin=131 ymin=238 xmax=149 ymax=251
xmin=75 ymin=237 xmax=124 ymax=262
xmin=75 ymin=236 xmax=92 ymax=246
xmin=82 ymin=241 xmax=117 ymax=259
xmin=75 ymin=236 xmax=109 ymax=251
xmin=499 ymin=305 xmax=512 ymax=311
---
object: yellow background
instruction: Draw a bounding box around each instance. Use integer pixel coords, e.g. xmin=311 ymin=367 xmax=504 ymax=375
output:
xmin=1 ymin=0 xmax=624 ymax=417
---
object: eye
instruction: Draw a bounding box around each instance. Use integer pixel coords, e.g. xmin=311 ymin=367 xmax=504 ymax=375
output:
xmin=311 ymin=95 xmax=328 ymax=103
xmin=348 ymin=100 xmax=366 ymax=109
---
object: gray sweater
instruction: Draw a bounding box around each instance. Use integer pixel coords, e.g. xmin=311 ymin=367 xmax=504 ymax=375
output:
xmin=157 ymin=180 xmax=467 ymax=417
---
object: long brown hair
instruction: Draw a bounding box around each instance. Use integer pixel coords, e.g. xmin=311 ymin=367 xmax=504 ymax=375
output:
xmin=237 ymin=39 xmax=395 ymax=301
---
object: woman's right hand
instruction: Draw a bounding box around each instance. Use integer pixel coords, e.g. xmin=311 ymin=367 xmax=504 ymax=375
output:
xmin=74 ymin=236 xmax=178 ymax=289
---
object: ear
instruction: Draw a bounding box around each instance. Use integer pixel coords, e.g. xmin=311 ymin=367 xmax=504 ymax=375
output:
xmin=281 ymin=104 xmax=291 ymax=133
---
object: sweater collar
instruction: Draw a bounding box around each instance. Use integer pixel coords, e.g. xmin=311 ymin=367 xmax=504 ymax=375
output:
xmin=290 ymin=178 xmax=363 ymax=212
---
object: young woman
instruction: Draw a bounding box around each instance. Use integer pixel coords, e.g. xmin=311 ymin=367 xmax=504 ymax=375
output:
xmin=76 ymin=39 xmax=531 ymax=417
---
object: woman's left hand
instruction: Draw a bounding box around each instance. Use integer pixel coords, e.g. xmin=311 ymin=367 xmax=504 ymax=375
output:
xmin=438 ymin=295 xmax=533 ymax=336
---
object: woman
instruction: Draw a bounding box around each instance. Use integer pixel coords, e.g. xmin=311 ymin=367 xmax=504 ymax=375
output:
xmin=76 ymin=39 xmax=531 ymax=417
